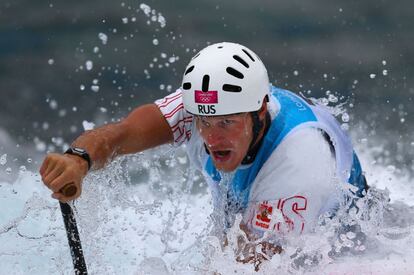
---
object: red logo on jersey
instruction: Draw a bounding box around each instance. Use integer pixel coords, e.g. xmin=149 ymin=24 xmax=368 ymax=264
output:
xmin=252 ymin=196 xmax=308 ymax=234
xmin=194 ymin=90 xmax=218 ymax=104
xmin=255 ymin=202 xmax=273 ymax=229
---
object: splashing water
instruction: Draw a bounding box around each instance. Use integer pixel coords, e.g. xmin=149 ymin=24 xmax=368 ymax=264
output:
xmin=1 ymin=131 xmax=414 ymax=274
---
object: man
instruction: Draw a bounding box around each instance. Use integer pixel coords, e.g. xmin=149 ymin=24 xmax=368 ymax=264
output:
xmin=40 ymin=42 xmax=367 ymax=265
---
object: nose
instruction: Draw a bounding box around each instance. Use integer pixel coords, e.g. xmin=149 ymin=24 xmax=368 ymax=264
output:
xmin=202 ymin=127 xmax=225 ymax=148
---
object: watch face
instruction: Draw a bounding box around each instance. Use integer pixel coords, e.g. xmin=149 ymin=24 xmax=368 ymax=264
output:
xmin=72 ymin=148 xmax=86 ymax=154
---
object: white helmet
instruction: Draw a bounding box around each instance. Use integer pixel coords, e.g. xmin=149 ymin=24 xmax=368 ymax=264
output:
xmin=181 ymin=42 xmax=270 ymax=116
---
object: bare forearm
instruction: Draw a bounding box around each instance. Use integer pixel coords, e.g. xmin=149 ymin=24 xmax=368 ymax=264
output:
xmin=72 ymin=104 xmax=173 ymax=170
xmin=71 ymin=125 xmax=125 ymax=170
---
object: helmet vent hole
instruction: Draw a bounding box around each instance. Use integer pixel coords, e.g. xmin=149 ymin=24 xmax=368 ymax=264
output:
xmin=185 ymin=65 xmax=194 ymax=75
xmin=202 ymin=75 xmax=210 ymax=92
xmin=183 ymin=82 xmax=192 ymax=90
xmin=226 ymin=67 xmax=244 ymax=79
xmin=222 ymin=84 xmax=242 ymax=93
xmin=233 ymin=55 xmax=249 ymax=68
xmin=217 ymin=46 xmax=223 ymax=49
xmin=242 ymin=49 xmax=255 ymax=62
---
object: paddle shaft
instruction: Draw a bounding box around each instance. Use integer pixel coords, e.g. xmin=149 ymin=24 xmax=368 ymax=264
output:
xmin=59 ymin=201 xmax=88 ymax=275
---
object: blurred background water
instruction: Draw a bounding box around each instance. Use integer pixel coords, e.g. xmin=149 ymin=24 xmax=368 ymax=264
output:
xmin=0 ymin=0 xmax=413 ymax=274
xmin=0 ymin=0 xmax=413 ymax=178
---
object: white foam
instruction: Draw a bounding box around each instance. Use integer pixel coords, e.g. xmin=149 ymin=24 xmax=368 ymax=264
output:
xmin=0 ymin=138 xmax=413 ymax=274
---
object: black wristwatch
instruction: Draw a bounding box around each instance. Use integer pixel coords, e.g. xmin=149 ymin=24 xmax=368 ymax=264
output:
xmin=64 ymin=147 xmax=92 ymax=171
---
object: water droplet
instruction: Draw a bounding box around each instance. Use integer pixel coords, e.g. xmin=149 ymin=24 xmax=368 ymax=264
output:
xmin=98 ymin=32 xmax=108 ymax=45
xmin=140 ymin=3 xmax=151 ymax=16
xmin=0 ymin=154 xmax=7 ymax=165
xmin=91 ymin=85 xmax=100 ymax=92
xmin=382 ymin=60 xmax=387 ymax=66
xmin=82 ymin=120 xmax=95 ymax=131
xmin=152 ymin=39 xmax=159 ymax=46
xmin=369 ymin=74 xmax=376 ymax=79
xmin=80 ymin=84 xmax=85 ymax=91
xmin=42 ymin=122 xmax=49 ymax=130
xmin=341 ymin=113 xmax=349 ymax=122
xmin=58 ymin=109 xmax=66 ymax=117
xmin=160 ymin=53 xmax=167 ymax=58
xmin=158 ymin=14 xmax=166 ymax=28
xmin=49 ymin=100 xmax=58 ymax=110
xmin=122 ymin=17 xmax=128 ymax=24
xmin=93 ymin=46 xmax=99 ymax=53
xmin=328 ymin=94 xmax=338 ymax=103
xmin=48 ymin=59 xmax=54 ymax=65
xmin=35 ymin=140 xmax=46 ymax=151
xmin=86 ymin=60 xmax=93 ymax=71
xmin=293 ymin=70 xmax=299 ymax=76
xmin=382 ymin=69 xmax=388 ymax=76
xmin=27 ymin=158 xmax=32 ymax=163
xmin=178 ymin=156 xmax=187 ymax=164
xmin=5 ymin=167 xmax=12 ymax=174
xmin=320 ymin=98 xmax=329 ymax=106
xmin=19 ymin=166 xmax=26 ymax=172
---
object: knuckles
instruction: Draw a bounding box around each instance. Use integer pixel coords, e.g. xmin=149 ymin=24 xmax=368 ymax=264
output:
xmin=41 ymin=153 xmax=84 ymax=201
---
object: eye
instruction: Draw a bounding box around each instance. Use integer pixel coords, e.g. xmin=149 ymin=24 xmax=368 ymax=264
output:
xmin=199 ymin=118 xmax=210 ymax=128
xmin=223 ymin=119 xmax=234 ymax=125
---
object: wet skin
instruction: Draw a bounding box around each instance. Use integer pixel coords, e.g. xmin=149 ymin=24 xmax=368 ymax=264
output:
xmin=195 ymin=113 xmax=253 ymax=172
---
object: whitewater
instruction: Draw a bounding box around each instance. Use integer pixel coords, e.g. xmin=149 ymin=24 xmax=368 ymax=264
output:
xmin=1 ymin=127 xmax=414 ymax=274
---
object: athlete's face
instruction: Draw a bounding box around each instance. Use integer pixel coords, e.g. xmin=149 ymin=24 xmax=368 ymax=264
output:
xmin=195 ymin=113 xmax=253 ymax=172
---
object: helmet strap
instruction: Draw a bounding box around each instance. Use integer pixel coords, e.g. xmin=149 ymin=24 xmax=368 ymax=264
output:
xmin=241 ymin=110 xmax=271 ymax=165
xmin=202 ymin=112 xmax=270 ymax=164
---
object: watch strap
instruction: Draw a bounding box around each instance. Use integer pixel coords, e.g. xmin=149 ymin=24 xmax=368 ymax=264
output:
xmin=64 ymin=147 xmax=92 ymax=171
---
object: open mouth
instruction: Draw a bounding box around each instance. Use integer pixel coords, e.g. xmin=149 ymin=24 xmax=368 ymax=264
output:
xmin=212 ymin=150 xmax=232 ymax=161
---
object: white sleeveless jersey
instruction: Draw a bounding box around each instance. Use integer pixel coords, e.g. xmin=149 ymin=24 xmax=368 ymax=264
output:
xmin=155 ymin=87 xmax=364 ymax=236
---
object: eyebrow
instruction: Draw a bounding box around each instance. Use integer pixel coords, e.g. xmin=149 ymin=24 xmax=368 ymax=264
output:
xmin=196 ymin=114 xmax=246 ymax=121
xmin=195 ymin=112 xmax=245 ymax=119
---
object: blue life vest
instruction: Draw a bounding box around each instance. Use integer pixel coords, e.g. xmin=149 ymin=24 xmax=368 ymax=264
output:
xmin=204 ymin=87 xmax=367 ymax=211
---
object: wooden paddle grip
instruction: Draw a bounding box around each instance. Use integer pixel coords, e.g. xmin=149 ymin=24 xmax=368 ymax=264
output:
xmin=60 ymin=183 xmax=77 ymax=197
